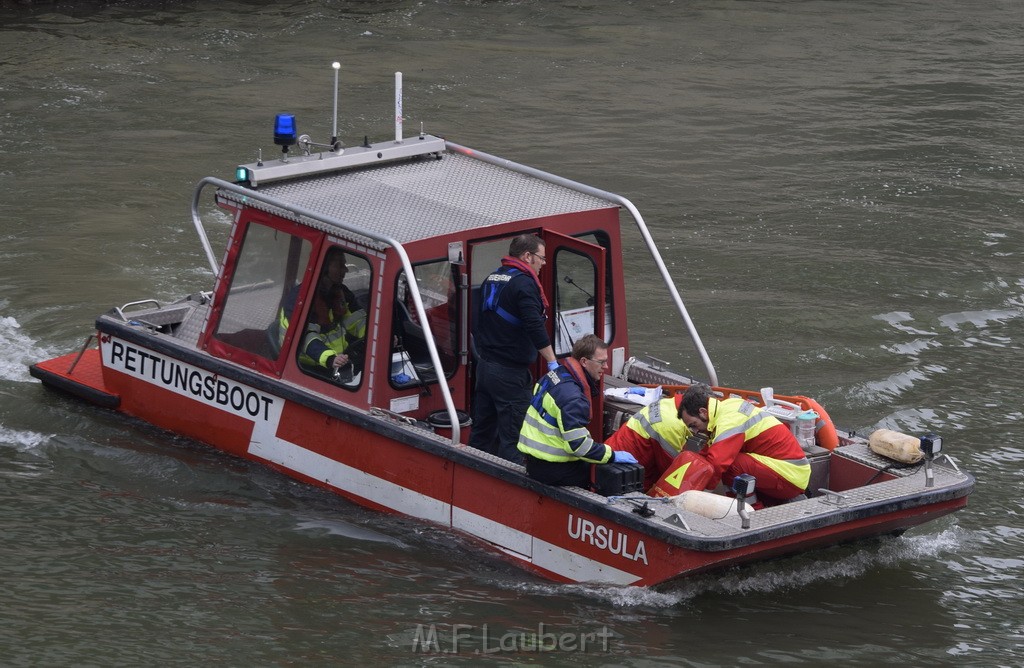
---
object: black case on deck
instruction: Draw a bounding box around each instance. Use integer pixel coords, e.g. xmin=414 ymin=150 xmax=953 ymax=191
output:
xmin=590 ymin=462 xmax=644 ymax=496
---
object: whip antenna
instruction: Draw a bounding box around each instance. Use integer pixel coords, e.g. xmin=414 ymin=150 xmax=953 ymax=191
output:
xmin=331 ymin=61 xmax=341 ymax=150
xmin=395 ymin=71 xmax=403 ymax=143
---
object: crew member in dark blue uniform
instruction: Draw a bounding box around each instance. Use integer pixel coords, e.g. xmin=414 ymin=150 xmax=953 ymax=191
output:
xmin=469 ymin=234 xmax=557 ymax=464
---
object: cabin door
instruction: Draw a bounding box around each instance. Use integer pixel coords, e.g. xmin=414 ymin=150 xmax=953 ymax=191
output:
xmin=541 ymin=230 xmax=607 ymax=438
xmin=541 ymin=230 xmax=607 ymax=354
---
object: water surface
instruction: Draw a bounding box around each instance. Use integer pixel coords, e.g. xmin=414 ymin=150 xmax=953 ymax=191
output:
xmin=1 ymin=1 xmax=1022 ymax=664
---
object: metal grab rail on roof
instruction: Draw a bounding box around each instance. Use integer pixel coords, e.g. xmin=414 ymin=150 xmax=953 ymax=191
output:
xmin=444 ymin=141 xmax=719 ymax=387
xmin=190 ymin=176 xmax=465 ymax=444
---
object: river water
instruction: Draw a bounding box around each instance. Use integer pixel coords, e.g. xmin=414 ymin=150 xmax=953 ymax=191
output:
xmin=2 ymin=0 xmax=1022 ymax=665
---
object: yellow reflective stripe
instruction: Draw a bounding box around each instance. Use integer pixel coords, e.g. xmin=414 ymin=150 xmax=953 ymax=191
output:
xmin=522 ymin=410 xmax=561 ymax=439
xmin=519 ymin=398 xmax=603 ymax=462
xmin=562 ymin=426 xmax=591 ymax=443
xmin=518 ymin=415 xmax=575 ymax=461
xmin=635 ymin=411 xmax=678 ymax=457
xmin=712 ymin=398 xmax=781 ymax=442
xmin=714 ymin=421 xmax=753 ymax=442
xmin=568 ymin=434 xmax=596 ymax=457
xmin=525 ymin=410 xmax=593 ymax=457
xmin=748 ymin=453 xmax=811 ymax=489
xmin=343 ymin=309 xmax=367 ymax=337
xmin=518 ymin=436 xmax=573 ymax=461
xmin=540 ymin=393 xmax=565 ymax=426
xmin=321 ymin=326 xmax=349 ymax=350
xmin=278 ymin=309 xmax=290 ymax=346
xmin=744 ymin=413 xmax=782 ymax=438
xmin=300 ymin=331 xmax=342 ymax=368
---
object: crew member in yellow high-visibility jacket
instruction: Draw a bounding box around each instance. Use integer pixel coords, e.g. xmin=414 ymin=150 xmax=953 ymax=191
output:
xmin=518 ymin=334 xmax=637 ymax=486
xmin=606 ymin=393 xmax=693 ymax=492
xmin=676 ymin=383 xmax=810 ymax=507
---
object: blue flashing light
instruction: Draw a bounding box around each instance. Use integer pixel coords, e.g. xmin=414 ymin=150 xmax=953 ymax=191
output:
xmin=235 ymin=166 xmax=248 ymax=182
xmin=273 ymin=113 xmax=298 ymax=146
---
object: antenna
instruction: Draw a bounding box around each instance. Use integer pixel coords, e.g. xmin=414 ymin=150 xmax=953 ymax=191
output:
xmin=331 ymin=61 xmax=341 ymax=150
xmin=395 ymin=71 xmax=403 ymax=143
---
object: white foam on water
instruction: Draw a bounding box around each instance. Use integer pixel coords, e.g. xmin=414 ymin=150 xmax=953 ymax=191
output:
xmin=509 ymin=579 xmax=693 ymax=608
xmin=0 ymin=311 xmax=57 ymax=383
xmin=0 ymin=425 xmax=50 ymax=454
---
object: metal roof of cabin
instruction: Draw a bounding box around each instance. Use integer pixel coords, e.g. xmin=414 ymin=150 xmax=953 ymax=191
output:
xmin=221 ymin=149 xmax=616 ymax=245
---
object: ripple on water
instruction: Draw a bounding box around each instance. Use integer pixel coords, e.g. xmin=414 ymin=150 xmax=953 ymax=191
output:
xmin=939 ymin=308 xmax=1022 ymax=333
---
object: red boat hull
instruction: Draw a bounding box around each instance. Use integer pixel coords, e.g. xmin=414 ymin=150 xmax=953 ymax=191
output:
xmin=30 ymin=335 xmax=970 ymax=587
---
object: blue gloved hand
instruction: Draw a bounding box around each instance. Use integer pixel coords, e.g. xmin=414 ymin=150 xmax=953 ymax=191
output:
xmin=627 ymin=387 xmax=646 ymax=395
xmin=547 ymin=361 xmax=559 ymax=371
xmin=612 ymin=450 xmax=638 ymax=464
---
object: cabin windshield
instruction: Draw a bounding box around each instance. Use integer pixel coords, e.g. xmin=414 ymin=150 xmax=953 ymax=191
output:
xmin=390 ymin=259 xmax=459 ymax=387
xmin=212 ymin=221 xmax=312 ymax=360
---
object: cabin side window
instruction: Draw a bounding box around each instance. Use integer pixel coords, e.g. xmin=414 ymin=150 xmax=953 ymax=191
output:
xmin=390 ymin=260 xmax=459 ymax=388
xmin=552 ymin=247 xmax=599 ymax=356
xmin=293 ymin=247 xmax=372 ymax=389
xmin=212 ymin=221 xmax=312 ymax=360
xmin=575 ymin=231 xmax=614 ymax=345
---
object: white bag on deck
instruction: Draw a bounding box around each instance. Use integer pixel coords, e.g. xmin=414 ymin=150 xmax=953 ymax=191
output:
xmin=604 ymin=385 xmax=662 ymax=406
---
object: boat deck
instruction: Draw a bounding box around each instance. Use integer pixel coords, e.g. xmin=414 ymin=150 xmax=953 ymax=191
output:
xmin=613 ymin=442 xmax=970 ymax=539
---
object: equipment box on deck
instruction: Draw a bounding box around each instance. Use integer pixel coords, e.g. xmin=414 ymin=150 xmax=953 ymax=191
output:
xmin=806 ymin=444 xmax=831 ymax=495
xmin=591 ymin=462 xmax=644 ymax=496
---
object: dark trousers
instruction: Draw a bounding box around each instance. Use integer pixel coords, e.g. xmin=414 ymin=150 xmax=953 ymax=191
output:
xmin=525 ymin=456 xmax=591 ymax=487
xmin=468 ymin=358 xmax=532 ymax=465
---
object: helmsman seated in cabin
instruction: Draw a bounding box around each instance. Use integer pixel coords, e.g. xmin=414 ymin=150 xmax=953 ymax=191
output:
xmin=278 ymin=249 xmax=367 ymax=380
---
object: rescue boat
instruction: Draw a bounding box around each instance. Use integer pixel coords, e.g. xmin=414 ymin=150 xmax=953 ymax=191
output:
xmin=30 ymin=69 xmax=974 ymax=586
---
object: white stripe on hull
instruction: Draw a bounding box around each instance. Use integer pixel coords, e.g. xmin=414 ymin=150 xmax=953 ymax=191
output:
xmin=102 ymin=337 xmax=648 ymax=585
xmin=253 ymin=436 xmax=641 ymax=585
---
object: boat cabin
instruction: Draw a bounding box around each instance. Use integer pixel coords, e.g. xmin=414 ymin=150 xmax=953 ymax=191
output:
xmin=197 ymin=134 xmax=627 ymax=442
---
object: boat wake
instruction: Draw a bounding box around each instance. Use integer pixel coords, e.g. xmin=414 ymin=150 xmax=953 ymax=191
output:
xmin=507 ymin=526 xmax=973 ymax=608
xmin=0 ymin=311 xmax=56 ymax=383
xmin=0 ymin=425 xmax=50 ymax=454
xmin=696 ymin=527 xmax=970 ymax=597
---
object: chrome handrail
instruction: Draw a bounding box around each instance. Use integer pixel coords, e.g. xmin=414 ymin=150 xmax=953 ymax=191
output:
xmin=445 ymin=141 xmax=719 ymax=386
